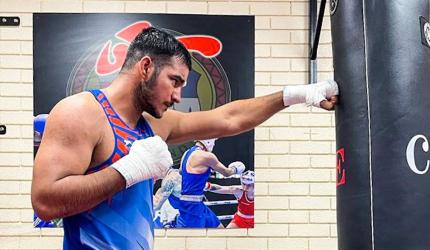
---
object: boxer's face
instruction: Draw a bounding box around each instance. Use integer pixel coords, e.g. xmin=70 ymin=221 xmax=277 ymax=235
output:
xmin=243 ymin=183 xmax=254 ymax=192
xmin=135 ymin=56 xmax=189 ymax=118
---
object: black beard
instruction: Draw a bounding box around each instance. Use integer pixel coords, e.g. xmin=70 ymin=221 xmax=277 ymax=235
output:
xmin=134 ymin=73 xmax=160 ymax=118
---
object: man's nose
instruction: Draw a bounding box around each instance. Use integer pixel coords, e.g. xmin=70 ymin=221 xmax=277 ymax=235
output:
xmin=172 ymin=87 xmax=182 ymax=103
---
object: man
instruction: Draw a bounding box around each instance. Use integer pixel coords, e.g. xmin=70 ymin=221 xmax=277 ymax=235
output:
xmin=152 ymin=156 xmax=242 ymax=229
xmin=32 ymin=27 xmax=338 ymax=249
xmin=206 ymin=170 xmax=255 ymax=228
xmin=167 ymin=139 xmax=244 ymax=228
xmin=153 ymin=139 xmax=244 ymax=228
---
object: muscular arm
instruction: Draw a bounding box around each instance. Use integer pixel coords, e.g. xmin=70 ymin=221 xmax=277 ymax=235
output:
xmin=206 ymin=183 xmax=242 ymax=197
xmin=31 ymin=94 xmax=125 ymax=221
xmin=148 ymin=80 xmax=337 ymax=143
xmin=153 ymin=172 xmax=180 ymax=211
xmin=149 ymin=92 xmax=285 ymax=143
xmin=198 ymin=152 xmax=236 ymax=177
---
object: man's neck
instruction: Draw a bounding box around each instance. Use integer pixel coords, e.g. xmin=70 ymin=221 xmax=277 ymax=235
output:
xmin=103 ymin=74 xmax=142 ymax=128
xmin=245 ymin=190 xmax=254 ymax=200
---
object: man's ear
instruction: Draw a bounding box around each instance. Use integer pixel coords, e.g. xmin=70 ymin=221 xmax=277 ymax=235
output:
xmin=138 ymin=56 xmax=153 ymax=80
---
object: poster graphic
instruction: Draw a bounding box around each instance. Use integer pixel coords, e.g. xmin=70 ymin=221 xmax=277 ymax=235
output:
xmin=33 ymin=13 xmax=254 ymax=228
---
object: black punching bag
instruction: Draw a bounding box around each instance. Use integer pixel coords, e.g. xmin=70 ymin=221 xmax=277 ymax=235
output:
xmin=331 ymin=0 xmax=430 ymax=249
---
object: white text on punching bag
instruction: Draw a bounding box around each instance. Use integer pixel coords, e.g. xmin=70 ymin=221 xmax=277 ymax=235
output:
xmin=406 ymin=134 xmax=430 ymax=174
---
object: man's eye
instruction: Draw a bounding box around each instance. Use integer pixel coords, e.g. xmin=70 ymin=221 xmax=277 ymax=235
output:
xmin=170 ymin=77 xmax=185 ymax=87
xmin=174 ymin=81 xmax=183 ymax=88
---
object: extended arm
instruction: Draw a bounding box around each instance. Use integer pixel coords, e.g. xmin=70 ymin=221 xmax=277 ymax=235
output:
xmin=205 ymin=183 xmax=242 ymax=197
xmin=160 ymin=92 xmax=285 ymax=143
xmin=149 ymin=80 xmax=338 ymax=144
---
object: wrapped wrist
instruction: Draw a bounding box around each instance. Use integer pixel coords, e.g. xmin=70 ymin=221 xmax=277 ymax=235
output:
xmin=283 ymin=85 xmax=307 ymax=106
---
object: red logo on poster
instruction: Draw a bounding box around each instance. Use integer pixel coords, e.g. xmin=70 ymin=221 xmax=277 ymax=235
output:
xmin=95 ymin=21 xmax=222 ymax=76
xmin=336 ymin=147 xmax=346 ymax=186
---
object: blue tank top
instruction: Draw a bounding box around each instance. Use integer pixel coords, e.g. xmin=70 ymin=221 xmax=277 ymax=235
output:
xmin=63 ymin=89 xmax=155 ymax=250
xmin=180 ymin=145 xmax=211 ymax=196
xmin=168 ymin=145 xmax=211 ymax=216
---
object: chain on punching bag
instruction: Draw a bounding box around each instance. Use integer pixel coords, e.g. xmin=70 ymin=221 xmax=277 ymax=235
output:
xmin=331 ymin=0 xmax=430 ymax=249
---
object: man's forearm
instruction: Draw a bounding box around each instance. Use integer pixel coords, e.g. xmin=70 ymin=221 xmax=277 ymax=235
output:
xmin=213 ymin=162 xmax=236 ymax=177
xmin=222 ymin=92 xmax=285 ymax=135
xmin=153 ymin=189 xmax=171 ymax=211
xmin=207 ymin=183 xmax=230 ymax=194
xmin=220 ymin=80 xmax=338 ymax=136
xmin=33 ymin=167 xmax=125 ymax=221
xmin=206 ymin=183 xmax=241 ymax=195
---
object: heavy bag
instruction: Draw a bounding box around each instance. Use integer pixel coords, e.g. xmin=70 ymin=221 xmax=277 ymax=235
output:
xmin=331 ymin=0 xmax=430 ymax=249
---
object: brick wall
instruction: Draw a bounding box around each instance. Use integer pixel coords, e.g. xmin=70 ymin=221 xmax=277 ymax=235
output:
xmin=0 ymin=1 xmax=336 ymax=249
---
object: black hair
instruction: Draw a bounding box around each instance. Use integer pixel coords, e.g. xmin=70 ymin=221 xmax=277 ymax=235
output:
xmin=120 ymin=27 xmax=192 ymax=73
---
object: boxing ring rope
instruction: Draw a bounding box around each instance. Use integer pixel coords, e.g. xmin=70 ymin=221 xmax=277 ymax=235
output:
xmin=155 ymin=175 xmax=244 ymax=227
xmin=205 ymin=199 xmax=237 ymax=221
xmin=204 ymin=200 xmax=238 ymax=206
xmin=217 ymin=215 xmax=234 ymax=221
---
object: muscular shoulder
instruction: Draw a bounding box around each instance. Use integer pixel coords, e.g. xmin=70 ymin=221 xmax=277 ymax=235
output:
xmin=46 ymin=92 xmax=104 ymax=145
xmin=191 ymin=150 xmax=218 ymax=167
xmin=51 ymin=92 xmax=100 ymax=118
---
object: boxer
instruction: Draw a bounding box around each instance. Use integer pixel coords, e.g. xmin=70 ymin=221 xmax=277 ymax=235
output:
xmin=32 ymin=26 xmax=338 ymax=249
xmin=168 ymin=139 xmax=245 ymax=228
xmin=205 ymin=170 xmax=255 ymax=228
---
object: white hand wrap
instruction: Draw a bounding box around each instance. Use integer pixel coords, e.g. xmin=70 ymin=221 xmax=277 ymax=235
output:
xmin=228 ymin=161 xmax=246 ymax=175
xmin=111 ymin=135 xmax=173 ymax=188
xmin=283 ymin=80 xmax=338 ymax=107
